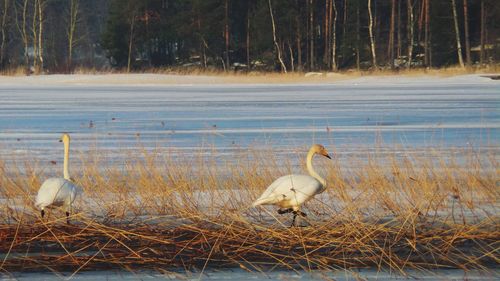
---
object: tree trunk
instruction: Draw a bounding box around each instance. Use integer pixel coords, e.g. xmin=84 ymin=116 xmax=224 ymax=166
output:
xmin=424 ymin=0 xmax=431 ymax=67
xmin=296 ymin=0 xmax=302 ymax=70
xmin=309 ymin=0 xmax=314 ymax=70
xmin=417 ymin=0 xmax=424 ymax=43
xmin=463 ymin=0 xmax=470 ymax=66
xmin=20 ymin=0 xmax=29 ymax=69
xmin=268 ymin=0 xmax=287 ymax=72
xmin=31 ymin=0 xmax=40 ymax=71
xmin=288 ymin=42 xmax=294 ymax=72
xmin=67 ymin=0 xmax=79 ymax=72
xmin=0 ymin=0 xmax=9 ymax=67
xmin=246 ymin=3 xmax=250 ymax=71
xmin=355 ymin=0 xmax=360 ymax=71
xmin=479 ymin=0 xmax=485 ymax=65
xmin=323 ymin=0 xmax=329 ymax=66
xmin=407 ymin=0 xmax=414 ymax=69
xmin=37 ymin=0 xmax=44 ymax=72
xmin=397 ymin=0 xmax=401 ymax=58
xmin=388 ymin=0 xmax=396 ymax=68
xmin=224 ymin=0 xmax=230 ymax=71
xmin=342 ymin=0 xmax=347 ymax=38
xmin=127 ymin=14 xmax=135 ymax=73
xmin=196 ymin=4 xmax=206 ymax=69
xmin=331 ymin=0 xmax=337 ymax=71
xmin=368 ymin=0 xmax=377 ymax=68
xmin=451 ymin=0 xmax=464 ymax=68
xmin=306 ymin=0 xmax=309 ymax=69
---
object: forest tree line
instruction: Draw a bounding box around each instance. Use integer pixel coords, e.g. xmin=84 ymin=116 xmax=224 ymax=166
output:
xmin=0 ymin=0 xmax=498 ymax=74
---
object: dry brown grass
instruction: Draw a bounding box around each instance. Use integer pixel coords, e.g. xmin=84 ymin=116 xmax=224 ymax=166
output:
xmin=0 ymin=66 xmax=29 ymax=76
xmin=2 ymin=64 xmax=499 ymax=85
xmin=0 ymin=146 xmax=498 ymax=276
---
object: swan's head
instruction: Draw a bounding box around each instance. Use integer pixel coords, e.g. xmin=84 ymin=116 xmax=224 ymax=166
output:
xmin=311 ymin=144 xmax=332 ymax=159
xmin=59 ymin=133 xmax=70 ymax=144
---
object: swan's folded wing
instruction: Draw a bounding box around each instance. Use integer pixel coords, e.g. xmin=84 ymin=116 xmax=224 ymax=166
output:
xmin=253 ymin=174 xmax=321 ymax=206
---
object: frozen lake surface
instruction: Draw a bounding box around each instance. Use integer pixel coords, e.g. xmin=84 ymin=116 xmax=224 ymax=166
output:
xmin=2 ymin=268 xmax=499 ymax=281
xmin=0 ymin=74 xmax=498 ymax=164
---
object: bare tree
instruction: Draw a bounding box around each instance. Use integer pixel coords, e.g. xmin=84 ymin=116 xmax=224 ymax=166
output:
xmin=388 ymin=0 xmax=396 ymax=68
xmin=224 ymin=0 xmax=229 ymax=70
xmin=368 ymin=0 xmax=377 ymax=68
xmin=451 ymin=0 xmax=464 ymax=68
xmin=195 ymin=2 xmax=207 ymax=68
xmin=407 ymin=0 xmax=414 ymax=69
xmin=288 ymin=41 xmax=294 ymax=71
xmin=268 ymin=0 xmax=286 ymax=72
xmin=463 ymin=0 xmax=471 ymax=66
xmin=0 ymin=0 xmax=9 ymax=67
xmin=308 ymin=0 xmax=314 ymax=70
xmin=331 ymin=0 xmax=338 ymax=71
xmin=127 ymin=12 xmax=136 ymax=73
xmin=295 ymin=0 xmax=302 ymax=70
xmin=66 ymin=0 xmax=80 ymax=71
xmin=14 ymin=0 xmax=30 ymax=70
xmin=323 ymin=0 xmax=330 ymax=66
xmin=31 ymin=0 xmax=38 ymax=70
xmin=355 ymin=0 xmax=360 ymax=70
xmin=397 ymin=0 xmax=401 ymax=58
xmin=37 ymin=0 xmax=44 ymax=71
xmin=246 ymin=2 xmax=250 ymax=71
xmin=479 ymin=0 xmax=485 ymax=65
xmin=424 ymin=0 xmax=431 ymax=67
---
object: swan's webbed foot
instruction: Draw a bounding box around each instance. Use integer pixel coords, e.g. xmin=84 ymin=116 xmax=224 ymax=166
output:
xmin=278 ymin=208 xmax=293 ymax=215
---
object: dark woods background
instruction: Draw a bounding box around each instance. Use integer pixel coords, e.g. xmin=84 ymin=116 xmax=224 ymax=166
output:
xmin=0 ymin=0 xmax=498 ymax=74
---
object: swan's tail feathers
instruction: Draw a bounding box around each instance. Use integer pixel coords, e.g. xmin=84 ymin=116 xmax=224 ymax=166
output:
xmin=34 ymin=198 xmax=43 ymax=209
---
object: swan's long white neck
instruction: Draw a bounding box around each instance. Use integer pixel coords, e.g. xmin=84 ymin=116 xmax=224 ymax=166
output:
xmin=63 ymin=139 xmax=70 ymax=180
xmin=306 ymin=149 xmax=326 ymax=187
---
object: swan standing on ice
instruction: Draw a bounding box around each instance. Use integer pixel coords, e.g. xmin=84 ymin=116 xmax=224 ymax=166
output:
xmin=252 ymin=144 xmax=332 ymax=226
xmin=35 ymin=133 xmax=80 ymax=224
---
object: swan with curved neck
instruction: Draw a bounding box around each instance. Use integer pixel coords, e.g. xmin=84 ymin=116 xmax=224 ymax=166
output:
xmin=35 ymin=133 xmax=80 ymax=224
xmin=252 ymin=144 xmax=331 ymax=226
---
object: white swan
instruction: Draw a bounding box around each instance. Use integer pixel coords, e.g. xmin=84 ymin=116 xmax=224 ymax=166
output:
xmin=252 ymin=144 xmax=331 ymax=226
xmin=35 ymin=133 xmax=80 ymax=224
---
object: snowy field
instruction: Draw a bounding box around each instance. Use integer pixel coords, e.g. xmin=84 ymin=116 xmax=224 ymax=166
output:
xmin=0 ymin=74 xmax=498 ymax=166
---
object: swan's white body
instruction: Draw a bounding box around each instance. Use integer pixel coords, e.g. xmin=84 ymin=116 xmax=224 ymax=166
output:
xmin=35 ymin=178 xmax=77 ymax=212
xmin=253 ymin=144 xmax=331 ymax=225
xmin=35 ymin=133 xmax=80 ymax=223
xmin=252 ymin=174 xmax=324 ymax=209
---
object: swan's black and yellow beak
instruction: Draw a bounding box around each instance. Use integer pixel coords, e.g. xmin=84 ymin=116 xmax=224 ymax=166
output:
xmin=325 ymin=154 xmax=332 ymax=159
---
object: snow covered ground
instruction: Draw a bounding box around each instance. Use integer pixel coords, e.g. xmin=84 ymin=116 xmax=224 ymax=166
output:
xmin=0 ymin=74 xmax=498 ymax=167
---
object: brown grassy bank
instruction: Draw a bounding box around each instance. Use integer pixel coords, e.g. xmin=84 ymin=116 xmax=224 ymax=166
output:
xmin=0 ymin=146 xmax=498 ymax=275
xmin=1 ymin=65 xmax=499 ymax=85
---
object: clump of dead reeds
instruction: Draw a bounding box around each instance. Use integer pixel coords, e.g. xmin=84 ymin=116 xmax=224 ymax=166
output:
xmin=0 ymin=146 xmax=498 ymax=275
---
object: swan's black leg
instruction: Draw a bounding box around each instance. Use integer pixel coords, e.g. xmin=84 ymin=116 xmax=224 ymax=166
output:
xmin=298 ymin=210 xmax=307 ymax=217
xmin=290 ymin=211 xmax=298 ymax=227
xmin=41 ymin=210 xmax=45 ymax=218
xmin=278 ymin=208 xmax=293 ymax=215
xmin=66 ymin=212 xmax=70 ymax=225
